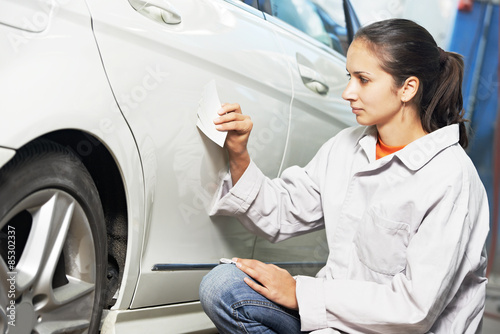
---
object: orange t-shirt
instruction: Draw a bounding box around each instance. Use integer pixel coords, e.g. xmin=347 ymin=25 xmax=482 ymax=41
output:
xmin=376 ymin=137 xmax=406 ymax=160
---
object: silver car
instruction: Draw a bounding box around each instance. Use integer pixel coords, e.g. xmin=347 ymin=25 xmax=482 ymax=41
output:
xmin=0 ymin=0 xmax=358 ymax=333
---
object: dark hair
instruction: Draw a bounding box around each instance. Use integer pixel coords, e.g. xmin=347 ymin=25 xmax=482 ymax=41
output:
xmin=353 ymin=19 xmax=468 ymax=148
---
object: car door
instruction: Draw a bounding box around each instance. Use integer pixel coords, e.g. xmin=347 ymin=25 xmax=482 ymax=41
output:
xmin=251 ymin=0 xmax=358 ymax=274
xmin=86 ymin=0 xmax=292 ymax=308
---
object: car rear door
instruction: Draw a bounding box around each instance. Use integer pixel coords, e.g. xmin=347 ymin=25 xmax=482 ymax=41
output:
xmin=86 ymin=0 xmax=292 ymax=308
xmin=251 ymin=0 xmax=358 ymax=275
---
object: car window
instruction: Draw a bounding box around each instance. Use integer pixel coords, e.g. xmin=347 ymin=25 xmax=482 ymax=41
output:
xmin=241 ymin=0 xmax=258 ymax=8
xmin=313 ymin=1 xmax=348 ymax=54
xmin=226 ymin=0 xmax=265 ymax=17
xmin=313 ymin=0 xmax=361 ymax=53
xmin=268 ymin=0 xmax=331 ymax=48
xmin=256 ymin=0 xmax=349 ymax=55
xmin=313 ymin=0 xmax=345 ymax=28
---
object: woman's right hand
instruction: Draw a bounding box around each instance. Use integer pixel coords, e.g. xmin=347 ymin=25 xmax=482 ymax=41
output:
xmin=214 ymin=103 xmax=253 ymax=184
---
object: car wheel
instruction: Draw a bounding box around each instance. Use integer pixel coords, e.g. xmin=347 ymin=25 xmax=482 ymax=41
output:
xmin=0 ymin=140 xmax=106 ymax=334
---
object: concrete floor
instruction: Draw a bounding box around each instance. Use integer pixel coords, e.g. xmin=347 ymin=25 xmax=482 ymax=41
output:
xmin=483 ymin=283 xmax=500 ymax=334
xmin=483 ymin=316 xmax=500 ymax=334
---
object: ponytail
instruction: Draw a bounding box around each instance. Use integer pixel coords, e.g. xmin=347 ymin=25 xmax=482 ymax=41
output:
xmin=354 ymin=19 xmax=469 ymax=148
xmin=422 ymin=51 xmax=469 ymax=148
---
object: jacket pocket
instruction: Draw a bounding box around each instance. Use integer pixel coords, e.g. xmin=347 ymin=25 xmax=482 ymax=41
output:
xmin=354 ymin=209 xmax=410 ymax=276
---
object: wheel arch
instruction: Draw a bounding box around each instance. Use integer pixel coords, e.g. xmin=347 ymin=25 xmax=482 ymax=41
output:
xmin=39 ymin=129 xmax=129 ymax=309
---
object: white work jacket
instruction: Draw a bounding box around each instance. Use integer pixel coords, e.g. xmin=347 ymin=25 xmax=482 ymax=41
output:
xmin=210 ymin=124 xmax=489 ymax=334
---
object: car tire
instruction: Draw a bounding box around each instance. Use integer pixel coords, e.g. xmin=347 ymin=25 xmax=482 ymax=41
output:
xmin=0 ymin=140 xmax=106 ymax=334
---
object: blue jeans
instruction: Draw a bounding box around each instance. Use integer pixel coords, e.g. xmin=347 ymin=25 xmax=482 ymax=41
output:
xmin=199 ymin=264 xmax=305 ymax=334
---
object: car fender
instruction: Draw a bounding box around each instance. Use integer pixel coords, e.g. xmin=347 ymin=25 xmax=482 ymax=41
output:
xmin=0 ymin=0 xmax=146 ymax=310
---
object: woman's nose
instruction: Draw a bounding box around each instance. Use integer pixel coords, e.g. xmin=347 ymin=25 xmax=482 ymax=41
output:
xmin=342 ymin=81 xmax=356 ymax=101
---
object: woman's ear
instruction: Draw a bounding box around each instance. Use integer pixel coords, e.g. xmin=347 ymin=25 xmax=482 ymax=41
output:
xmin=400 ymin=76 xmax=419 ymax=103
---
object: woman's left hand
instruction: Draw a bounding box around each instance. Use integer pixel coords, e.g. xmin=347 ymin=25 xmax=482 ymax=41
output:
xmin=233 ymin=258 xmax=298 ymax=310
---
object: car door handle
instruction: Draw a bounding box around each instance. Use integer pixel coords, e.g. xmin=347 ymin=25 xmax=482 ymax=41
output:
xmin=129 ymin=0 xmax=182 ymax=25
xmin=297 ymin=63 xmax=329 ymax=96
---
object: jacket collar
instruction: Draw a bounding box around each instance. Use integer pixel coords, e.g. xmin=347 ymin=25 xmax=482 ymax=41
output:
xmin=357 ymin=124 xmax=460 ymax=171
xmin=357 ymin=125 xmax=378 ymax=163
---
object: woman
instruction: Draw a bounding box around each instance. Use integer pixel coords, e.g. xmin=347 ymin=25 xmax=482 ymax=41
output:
xmin=199 ymin=19 xmax=489 ymax=334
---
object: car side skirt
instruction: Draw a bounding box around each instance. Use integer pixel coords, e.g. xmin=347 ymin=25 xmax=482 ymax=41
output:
xmin=101 ymin=301 xmax=217 ymax=334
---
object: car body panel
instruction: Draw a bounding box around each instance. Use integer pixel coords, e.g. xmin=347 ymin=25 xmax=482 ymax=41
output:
xmin=86 ymin=0 xmax=295 ymax=308
xmin=0 ymin=147 xmax=15 ymax=169
xmin=0 ymin=0 xmax=146 ymax=310
xmin=0 ymin=0 xmax=359 ymax=331
xmin=101 ymin=302 xmax=216 ymax=334
xmin=0 ymin=0 xmax=53 ymax=33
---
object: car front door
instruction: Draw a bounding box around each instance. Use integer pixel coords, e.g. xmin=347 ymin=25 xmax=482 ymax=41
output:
xmin=86 ymin=0 xmax=292 ymax=308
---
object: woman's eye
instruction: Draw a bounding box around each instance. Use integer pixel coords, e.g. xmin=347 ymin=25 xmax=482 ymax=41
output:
xmin=346 ymin=73 xmax=351 ymax=80
xmin=360 ymin=77 xmax=368 ymax=84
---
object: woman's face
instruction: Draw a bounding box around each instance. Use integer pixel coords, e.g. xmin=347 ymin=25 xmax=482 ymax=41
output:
xmin=342 ymin=39 xmax=403 ymax=127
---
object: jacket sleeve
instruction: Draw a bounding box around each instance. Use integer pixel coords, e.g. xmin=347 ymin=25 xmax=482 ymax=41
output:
xmin=209 ymin=137 xmax=336 ymax=243
xmin=296 ymin=161 xmax=489 ymax=333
